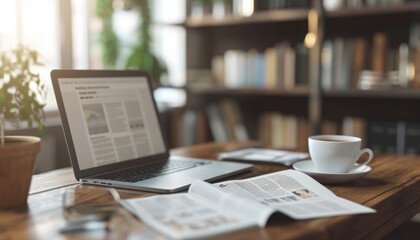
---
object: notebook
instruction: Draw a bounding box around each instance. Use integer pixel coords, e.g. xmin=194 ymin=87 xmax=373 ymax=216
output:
xmin=51 ymin=70 xmax=252 ymax=193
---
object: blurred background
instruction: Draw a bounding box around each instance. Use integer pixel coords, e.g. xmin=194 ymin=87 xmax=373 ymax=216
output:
xmin=2 ymin=0 xmax=420 ymax=176
xmin=1 ymin=0 xmax=187 ymax=173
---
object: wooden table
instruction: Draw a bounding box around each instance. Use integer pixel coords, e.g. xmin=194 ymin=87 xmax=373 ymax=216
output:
xmin=1 ymin=141 xmax=419 ymax=239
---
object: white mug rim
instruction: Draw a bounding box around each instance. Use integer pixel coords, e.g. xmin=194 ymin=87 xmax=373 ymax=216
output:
xmin=309 ymin=135 xmax=361 ymax=143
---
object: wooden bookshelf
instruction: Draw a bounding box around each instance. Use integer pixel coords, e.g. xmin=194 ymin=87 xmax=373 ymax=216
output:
xmin=187 ymin=87 xmax=309 ymax=98
xmin=322 ymin=89 xmax=420 ymax=121
xmin=324 ymin=89 xmax=420 ymax=100
xmin=179 ymin=0 xmax=420 ymax=152
xmin=185 ymin=87 xmax=309 ymax=142
xmin=185 ymin=9 xmax=308 ymax=28
xmin=325 ymin=2 xmax=420 ymax=18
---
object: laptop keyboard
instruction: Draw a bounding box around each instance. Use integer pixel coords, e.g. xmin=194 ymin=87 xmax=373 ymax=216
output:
xmin=96 ymin=159 xmax=210 ymax=183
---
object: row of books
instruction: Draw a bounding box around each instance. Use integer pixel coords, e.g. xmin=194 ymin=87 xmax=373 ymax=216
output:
xmin=213 ymin=27 xmax=420 ymax=91
xmin=257 ymin=113 xmax=310 ymax=151
xmin=181 ymin=103 xmax=420 ymax=155
xmin=253 ymin=0 xmax=311 ymax=11
xmin=181 ymin=101 xmax=306 ymax=150
xmin=191 ymin=0 xmax=418 ymax=20
xmin=179 ymin=100 xmax=249 ymax=146
xmin=190 ymin=0 xmax=310 ymax=20
xmin=321 ymin=37 xmax=360 ymax=90
xmin=206 ymin=100 xmax=249 ymax=142
xmin=257 ymin=114 xmax=368 ymax=151
xmin=256 ymin=113 xmax=420 ymax=155
xmin=366 ymin=120 xmax=420 ymax=154
xmin=321 ymin=26 xmax=420 ymax=90
xmin=212 ymin=42 xmax=309 ymax=89
xmin=322 ymin=117 xmax=420 ymax=155
xmin=323 ymin=0 xmax=418 ymax=10
xmin=233 ymin=0 xmax=310 ymax=17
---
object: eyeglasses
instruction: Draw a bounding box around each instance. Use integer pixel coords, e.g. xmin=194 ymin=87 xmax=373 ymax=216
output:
xmin=60 ymin=186 xmax=130 ymax=239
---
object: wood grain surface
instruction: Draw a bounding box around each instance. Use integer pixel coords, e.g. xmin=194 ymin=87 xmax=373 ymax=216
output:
xmin=0 ymin=141 xmax=419 ymax=240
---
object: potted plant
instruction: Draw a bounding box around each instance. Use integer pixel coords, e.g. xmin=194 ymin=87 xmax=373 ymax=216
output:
xmin=0 ymin=46 xmax=47 ymax=209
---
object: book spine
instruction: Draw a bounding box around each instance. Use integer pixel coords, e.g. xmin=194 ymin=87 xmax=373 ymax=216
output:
xmin=366 ymin=121 xmax=398 ymax=154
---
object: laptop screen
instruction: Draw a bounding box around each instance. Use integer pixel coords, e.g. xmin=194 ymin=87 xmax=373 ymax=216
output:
xmin=57 ymin=76 xmax=166 ymax=170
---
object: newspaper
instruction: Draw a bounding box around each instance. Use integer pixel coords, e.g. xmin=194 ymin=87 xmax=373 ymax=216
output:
xmin=219 ymin=147 xmax=309 ymax=166
xmin=122 ymin=170 xmax=375 ymax=239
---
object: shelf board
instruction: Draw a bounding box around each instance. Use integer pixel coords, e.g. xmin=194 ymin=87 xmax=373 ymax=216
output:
xmin=185 ymin=3 xmax=420 ymax=27
xmin=325 ymin=3 xmax=420 ymax=18
xmin=323 ymin=89 xmax=420 ymax=121
xmin=185 ymin=9 xmax=309 ymax=28
xmin=188 ymin=87 xmax=310 ymax=97
xmin=323 ymin=89 xmax=420 ymax=100
xmin=186 ymin=87 xmax=309 ymax=117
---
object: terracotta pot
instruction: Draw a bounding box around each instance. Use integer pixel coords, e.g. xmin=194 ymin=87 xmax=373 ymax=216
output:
xmin=0 ymin=136 xmax=40 ymax=209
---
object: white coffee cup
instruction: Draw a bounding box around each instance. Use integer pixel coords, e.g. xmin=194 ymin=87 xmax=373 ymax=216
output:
xmin=308 ymin=135 xmax=373 ymax=173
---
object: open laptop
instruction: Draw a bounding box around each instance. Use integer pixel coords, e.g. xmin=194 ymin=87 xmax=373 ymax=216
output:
xmin=51 ymin=70 xmax=252 ymax=193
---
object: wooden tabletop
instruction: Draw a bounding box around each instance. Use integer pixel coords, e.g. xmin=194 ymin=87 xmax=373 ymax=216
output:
xmin=1 ymin=141 xmax=419 ymax=239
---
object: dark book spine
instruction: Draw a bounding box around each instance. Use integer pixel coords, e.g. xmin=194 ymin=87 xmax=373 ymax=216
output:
xmin=366 ymin=121 xmax=398 ymax=154
xmin=405 ymin=122 xmax=420 ymax=155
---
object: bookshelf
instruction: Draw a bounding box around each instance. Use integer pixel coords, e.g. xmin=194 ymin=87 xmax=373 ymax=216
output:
xmin=185 ymin=9 xmax=309 ymax=27
xmin=178 ymin=0 xmax=420 ymax=153
xmin=186 ymin=87 xmax=309 ymax=140
xmin=323 ymin=89 xmax=420 ymax=120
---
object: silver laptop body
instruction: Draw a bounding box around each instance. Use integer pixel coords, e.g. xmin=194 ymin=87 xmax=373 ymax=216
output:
xmin=51 ymin=70 xmax=252 ymax=193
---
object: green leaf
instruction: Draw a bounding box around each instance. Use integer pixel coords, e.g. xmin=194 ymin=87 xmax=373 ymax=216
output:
xmin=0 ymin=45 xmax=46 ymax=133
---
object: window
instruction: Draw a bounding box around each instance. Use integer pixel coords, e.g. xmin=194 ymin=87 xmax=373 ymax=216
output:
xmin=152 ymin=0 xmax=186 ymax=87
xmin=0 ymin=0 xmax=60 ymax=111
xmin=0 ymin=0 xmax=187 ymax=112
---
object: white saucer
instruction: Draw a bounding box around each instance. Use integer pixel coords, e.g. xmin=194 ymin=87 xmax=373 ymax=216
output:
xmin=292 ymin=160 xmax=372 ymax=184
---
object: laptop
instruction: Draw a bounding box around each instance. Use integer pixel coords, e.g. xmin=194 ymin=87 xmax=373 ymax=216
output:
xmin=51 ymin=70 xmax=252 ymax=193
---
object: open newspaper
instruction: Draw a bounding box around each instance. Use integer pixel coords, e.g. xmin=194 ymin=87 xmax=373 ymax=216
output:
xmin=122 ymin=170 xmax=375 ymax=239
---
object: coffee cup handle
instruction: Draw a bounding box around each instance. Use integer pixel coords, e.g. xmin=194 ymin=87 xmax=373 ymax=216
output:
xmin=353 ymin=148 xmax=374 ymax=171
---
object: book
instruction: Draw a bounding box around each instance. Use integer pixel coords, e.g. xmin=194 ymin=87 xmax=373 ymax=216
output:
xmin=321 ymin=119 xmax=339 ymax=135
xmin=218 ymin=147 xmax=309 ymax=166
xmin=323 ymin=0 xmax=345 ymax=11
xmin=182 ymin=110 xmax=197 ymax=146
xmin=246 ymin=48 xmax=259 ymax=87
xmin=371 ymin=32 xmax=388 ymax=75
xmin=366 ymin=121 xmax=398 ymax=154
xmin=398 ymin=43 xmax=410 ymax=88
xmin=295 ymin=42 xmax=309 ymax=86
xmin=332 ymin=37 xmax=345 ymax=90
xmin=219 ymin=100 xmax=249 ymax=141
xmin=338 ymin=38 xmax=355 ymax=90
xmin=284 ymin=42 xmax=296 ymax=89
xmin=272 ymin=114 xmax=298 ymax=149
xmin=405 ymin=122 xmax=420 ymax=154
xmin=186 ymin=69 xmax=215 ymax=89
xmin=206 ymin=104 xmax=230 ymax=141
xmin=297 ymin=117 xmax=310 ymax=151
xmin=256 ymin=52 xmax=266 ymax=87
xmin=274 ymin=42 xmax=286 ymax=88
xmin=257 ymin=113 xmax=300 ymax=149
xmin=211 ymin=55 xmax=225 ymax=87
xmin=122 ymin=170 xmax=375 ymax=239
xmin=351 ymin=38 xmax=368 ymax=88
xmin=271 ymin=113 xmax=284 ymax=148
xmin=285 ymin=115 xmax=298 ymax=149
xmin=264 ymin=47 xmax=277 ymax=89
xmin=342 ymin=116 xmax=366 ymax=141
xmin=409 ymin=23 xmax=420 ymax=88
xmin=258 ymin=113 xmax=273 ymax=147
xmin=224 ymin=50 xmax=246 ymax=88
xmin=321 ymin=40 xmax=334 ymax=90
